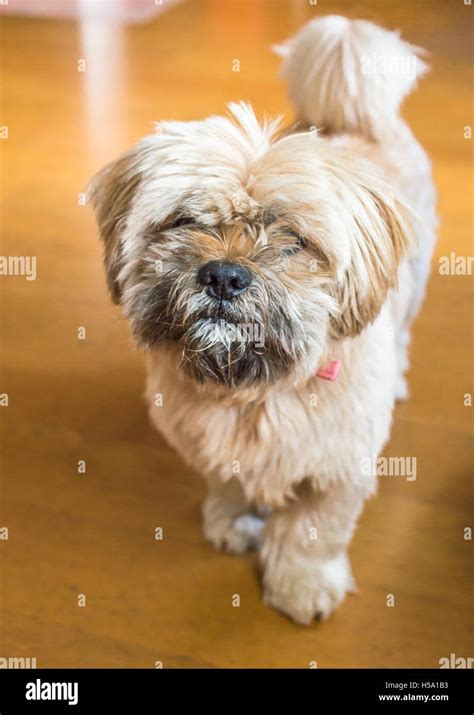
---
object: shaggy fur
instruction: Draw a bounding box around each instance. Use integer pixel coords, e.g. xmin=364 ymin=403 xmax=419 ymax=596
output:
xmin=89 ymin=16 xmax=437 ymax=624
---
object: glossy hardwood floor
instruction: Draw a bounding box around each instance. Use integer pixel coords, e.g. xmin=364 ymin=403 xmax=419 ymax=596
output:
xmin=0 ymin=0 xmax=472 ymax=668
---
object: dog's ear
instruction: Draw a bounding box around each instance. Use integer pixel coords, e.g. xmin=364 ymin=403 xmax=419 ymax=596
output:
xmin=87 ymin=142 xmax=150 ymax=304
xmin=330 ymin=170 xmax=412 ymax=338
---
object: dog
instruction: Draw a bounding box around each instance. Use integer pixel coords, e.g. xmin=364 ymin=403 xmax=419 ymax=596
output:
xmin=88 ymin=16 xmax=437 ymax=624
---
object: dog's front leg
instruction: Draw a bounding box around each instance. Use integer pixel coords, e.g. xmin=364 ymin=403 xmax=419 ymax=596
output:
xmin=202 ymin=477 xmax=265 ymax=555
xmin=261 ymin=483 xmax=369 ymax=624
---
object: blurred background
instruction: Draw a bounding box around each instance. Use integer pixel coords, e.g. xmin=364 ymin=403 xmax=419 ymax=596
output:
xmin=0 ymin=0 xmax=472 ymax=668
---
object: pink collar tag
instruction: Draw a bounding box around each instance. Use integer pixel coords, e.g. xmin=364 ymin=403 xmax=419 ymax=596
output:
xmin=315 ymin=359 xmax=341 ymax=382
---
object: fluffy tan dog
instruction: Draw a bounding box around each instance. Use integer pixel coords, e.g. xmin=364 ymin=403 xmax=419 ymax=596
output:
xmin=89 ymin=16 xmax=436 ymax=624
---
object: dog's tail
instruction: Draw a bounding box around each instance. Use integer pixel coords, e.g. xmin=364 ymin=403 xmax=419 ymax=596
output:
xmin=274 ymin=15 xmax=428 ymax=141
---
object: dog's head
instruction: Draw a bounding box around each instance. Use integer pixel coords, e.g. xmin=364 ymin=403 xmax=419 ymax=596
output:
xmin=89 ymin=103 xmax=410 ymax=389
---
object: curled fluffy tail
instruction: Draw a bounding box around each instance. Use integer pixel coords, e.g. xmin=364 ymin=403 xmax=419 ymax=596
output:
xmin=275 ymin=15 xmax=428 ymax=141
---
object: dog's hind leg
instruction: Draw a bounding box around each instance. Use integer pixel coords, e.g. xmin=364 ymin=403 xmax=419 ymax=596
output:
xmin=202 ymin=477 xmax=265 ymax=555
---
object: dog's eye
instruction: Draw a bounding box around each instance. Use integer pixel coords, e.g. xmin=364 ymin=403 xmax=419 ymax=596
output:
xmin=165 ymin=215 xmax=195 ymax=230
xmin=281 ymin=230 xmax=308 ymax=256
xmin=151 ymin=214 xmax=196 ymax=235
xmin=143 ymin=215 xmax=196 ymax=242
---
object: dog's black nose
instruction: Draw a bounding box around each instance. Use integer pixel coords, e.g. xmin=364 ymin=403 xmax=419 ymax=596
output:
xmin=198 ymin=261 xmax=252 ymax=301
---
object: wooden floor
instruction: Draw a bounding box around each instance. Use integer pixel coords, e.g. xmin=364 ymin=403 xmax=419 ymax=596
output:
xmin=0 ymin=0 xmax=472 ymax=668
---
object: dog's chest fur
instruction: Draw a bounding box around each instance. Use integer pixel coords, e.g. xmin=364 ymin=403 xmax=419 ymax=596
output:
xmin=145 ymin=308 xmax=396 ymax=507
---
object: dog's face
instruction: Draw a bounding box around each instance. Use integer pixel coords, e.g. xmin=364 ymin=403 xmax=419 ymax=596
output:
xmin=89 ymin=103 xmax=410 ymax=389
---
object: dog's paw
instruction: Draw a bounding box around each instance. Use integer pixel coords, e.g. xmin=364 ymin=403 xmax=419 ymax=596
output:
xmin=395 ymin=373 xmax=409 ymax=401
xmin=263 ymin=551 xmax=355 ymax=625
xmin=203 ymin=512 xmax=265 ymax=555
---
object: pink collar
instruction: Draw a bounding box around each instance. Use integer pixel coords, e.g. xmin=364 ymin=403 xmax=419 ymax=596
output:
xmin=315 ymin=359 xmax=341 ymax=381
